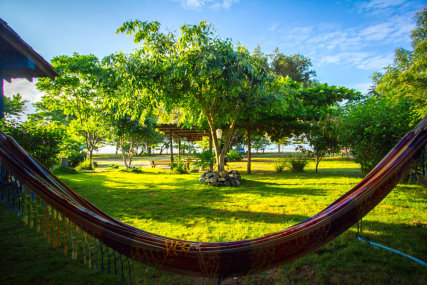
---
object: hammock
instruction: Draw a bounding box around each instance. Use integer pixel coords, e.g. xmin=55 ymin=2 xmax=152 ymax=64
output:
xmin=0 ymin=115 xmax=426 ymax=280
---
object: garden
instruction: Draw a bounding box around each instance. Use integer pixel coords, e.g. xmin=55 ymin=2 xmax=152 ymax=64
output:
xmin=0 ymin=6 xmax=426 ymax=285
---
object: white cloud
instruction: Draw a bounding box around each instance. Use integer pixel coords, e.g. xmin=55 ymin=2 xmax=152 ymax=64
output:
xmin=178 ymin=0 xmax=238 ymax=10
xmin=180 ymin=0 xmax=205 ymax=10
xmin=361 ymin=0 xmax=407 ymax=11
xmin=3 ymin=78 xmax=44 ymax=118
xmin=319 ymin=52 xmax=394 ymax=70
xmin=268 ymin=24 xmax=278 ymax=31
xmin=270 ymin=9 xmax=415 ymax=72
xmin=350 ymin=82 xmax=373 ymax=94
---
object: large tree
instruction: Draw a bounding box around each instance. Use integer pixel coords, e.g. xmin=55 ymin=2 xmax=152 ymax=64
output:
xmin=4 ymin=93 xmax=27 ymax=118
xmin=116 ymin=21 xmax=272 ymax=172
xmin=340 ymin=95 xmax=414 ymax=174
xmin=270 ymin=48 xmax=317 ymax=84
xmin=36 ymin=53 xmax=107 ymax=161
xmin=375 ymin=7 xmax=426 ymax=119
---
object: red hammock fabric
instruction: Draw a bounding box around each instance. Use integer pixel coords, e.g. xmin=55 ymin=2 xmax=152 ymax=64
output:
xmin=0 ymin=115 xmax=426 ymax=278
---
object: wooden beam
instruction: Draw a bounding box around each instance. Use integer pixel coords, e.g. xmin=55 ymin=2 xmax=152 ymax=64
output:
xmin=0 ymin=73 xmax=4 ymax=119
xmin=0 ymin=54 xmax=35 ymax=70
xmin=178 ymin=138 xmax=181 ymax=161
xmin=170 ymin=130 xmax=173 ymax=169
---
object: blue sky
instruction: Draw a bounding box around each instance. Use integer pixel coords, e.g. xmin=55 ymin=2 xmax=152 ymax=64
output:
xmin=1 ymin=0 xmax=425 ymax=115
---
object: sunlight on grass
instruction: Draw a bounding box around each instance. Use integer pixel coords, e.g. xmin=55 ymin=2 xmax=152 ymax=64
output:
xmin=1 ymin=156 xmax=425 ymax=284
xmin=58 ymin=157 xmax=426 ymax=245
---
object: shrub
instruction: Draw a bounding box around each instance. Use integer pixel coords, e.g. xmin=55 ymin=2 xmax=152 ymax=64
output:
xmin=60 ymin=138 xmax=86 ymax=167
xmin=340 ymin=96 xmax=414 ymax=174
xmin=109 ymin=164 xmax=119 ymax=169
xmin=289 ymin=156 xmax=309 ymax=172
xmin=130 ymin=167 xmax=143 ymax=173
xmin=171 ymin=161 xmax=188 ymax=174
xmin=279 ymin=153 xmax=309 ymax=172
xmin=226 ymin=150 xmax=242 ymax=161
xmin=0 ymin=120 xmax=64 ymax=168
xmin=52 ymin=166 xmax=79 ymax=175
xmin=76 ymin=158 xmax=94 ymax=171
xmin=194 ymin=150 xmax=215 ymax=170
xmin=68 ymin=151 xmax=87 ymax=167
xmin=274 ymin=158 xmax=286 ymax=173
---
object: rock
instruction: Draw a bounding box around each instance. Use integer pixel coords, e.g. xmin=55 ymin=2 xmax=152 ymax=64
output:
xmin=224 ymin=181 xmax=231 ymax=186
xmin=219 ymin=171 xmax=227 ymax=177
xmin=218 ymin=178 xmax=226 ymax=182
xmin=235 ymin=180 xmax=240 ymax=186
xmin=210 ymin=177 xmax=218 ymax=183
xmin=199 ymin=177 xmax=206 ymax=184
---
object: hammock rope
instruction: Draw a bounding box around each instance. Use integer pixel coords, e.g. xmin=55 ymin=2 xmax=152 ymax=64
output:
xmin=0 ymin=115 xmax=426 ymax=280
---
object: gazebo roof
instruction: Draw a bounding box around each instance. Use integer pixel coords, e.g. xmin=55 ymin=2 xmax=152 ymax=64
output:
xmin=156 ymin=124 xmax=208 ymax=141
xmin=0 ymin=18 xmax=58 ymax=82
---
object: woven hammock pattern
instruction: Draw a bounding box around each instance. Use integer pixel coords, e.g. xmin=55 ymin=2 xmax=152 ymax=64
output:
xmin=0 ymin=115 xmax=426 ymax=280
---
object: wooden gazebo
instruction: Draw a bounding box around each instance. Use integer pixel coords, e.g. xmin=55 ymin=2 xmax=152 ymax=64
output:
xmin=0 ymin=18 xmax=57 ymax=118
xmin=156 ymin=124 xmax=210 ymax=165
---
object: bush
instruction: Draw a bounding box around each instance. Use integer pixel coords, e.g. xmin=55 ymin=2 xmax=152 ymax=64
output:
xmin=289 ymin=156 xmax=309 ymax=172
xmin=52 ymin=165 xmax=78 ymax=175
xmin=226 ymin=150 xmax=242 ymax=161
xmin=130 ymin=167 xmax=143 ymax=173
xmin=279 ymin=153 xmax=310 ymax=173
xmin=170 ymin=161 xmax=188 ymax=174
xmin=0 ymin=120 xmax=64 ymax=168
xmin=68 ymin=151 xmax=87 ymax=167
xmin=194 ymin=150 xmax=215 ymax=170
xmin=109 ymin=164 xmax=119 ymax=169
xmin=274 ymin=158 xmax=286 ymax=173
xmin=60 ymin=138 xmax=86 ymax=167
xmin=75 ymin=158 xmax=94 ymax=171
xmin=340 ymin=96 xmax=414 ymax=174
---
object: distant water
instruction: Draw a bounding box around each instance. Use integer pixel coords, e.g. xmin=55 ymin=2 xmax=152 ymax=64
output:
xmin=96 ymin=143 xmax=311 ymax=154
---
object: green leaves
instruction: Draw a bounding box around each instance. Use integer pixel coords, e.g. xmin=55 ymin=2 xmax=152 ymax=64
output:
xmin=339 ymin=96 xmax=415 ymax=174
xmin=375 ymin=7 xmax=427 ymax=120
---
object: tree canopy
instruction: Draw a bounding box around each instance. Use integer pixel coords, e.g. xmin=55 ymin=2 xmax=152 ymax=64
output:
xmin=36 ymin=53 xmax=107 ymax=161
xmin=117 ymin=20 xmax=273 ymax=171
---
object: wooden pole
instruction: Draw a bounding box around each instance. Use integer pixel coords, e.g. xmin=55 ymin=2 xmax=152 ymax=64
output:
xmin=0 ymin=73 xmax=4 ymax=120
xmin=247 ymin=126 xmax=251 ymax=174
xmin=170 ymin=130 xmax=173 ymax=169
xmin=178 ymin=138 xmax=181 ymax=161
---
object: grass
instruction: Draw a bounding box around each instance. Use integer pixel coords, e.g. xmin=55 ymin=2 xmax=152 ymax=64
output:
xmin=0 ymin=156 xmax=426 ymax=284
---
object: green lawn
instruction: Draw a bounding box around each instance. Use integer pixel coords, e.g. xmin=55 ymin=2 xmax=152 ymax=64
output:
xmin=0 ymin=156 xmax=426 ymax=284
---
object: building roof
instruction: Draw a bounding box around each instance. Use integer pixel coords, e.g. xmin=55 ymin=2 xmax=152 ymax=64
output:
xmin=0 ymin=18 xmax=58 ymax=82
xmin=156 ymin=124 xmax=208 ymax=141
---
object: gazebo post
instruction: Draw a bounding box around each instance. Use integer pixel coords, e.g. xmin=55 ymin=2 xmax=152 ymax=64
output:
xmin=169 ymin=130 xmax=173 ymax=169
xmin=247 ymin=125 xmax=251 ymax=174
xmin=178 ymin=138 xmax=181 ymax=161
xmin=209 ymin=132 xmax=213 ymax=171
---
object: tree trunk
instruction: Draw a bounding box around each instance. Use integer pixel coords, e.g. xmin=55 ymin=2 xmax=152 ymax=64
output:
xmin=209 ymin=133 xmax=213 ymax=171
xmin=128 ymin=138 xmax=134 ymax=168
xmin=120 ymin=137 xmax=129 ymax=169
xmin=247 ymin=126 xmax=251 ymax=174
xmin=210 ymin=122 xmax=236 ymax=172
xmin=278 ymin=144 xmax=281 ymax=153
xmin=89 ymin=148 xmax=94 ymax=163
xmin=169 ymin=130 xmax=174 ymax=170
